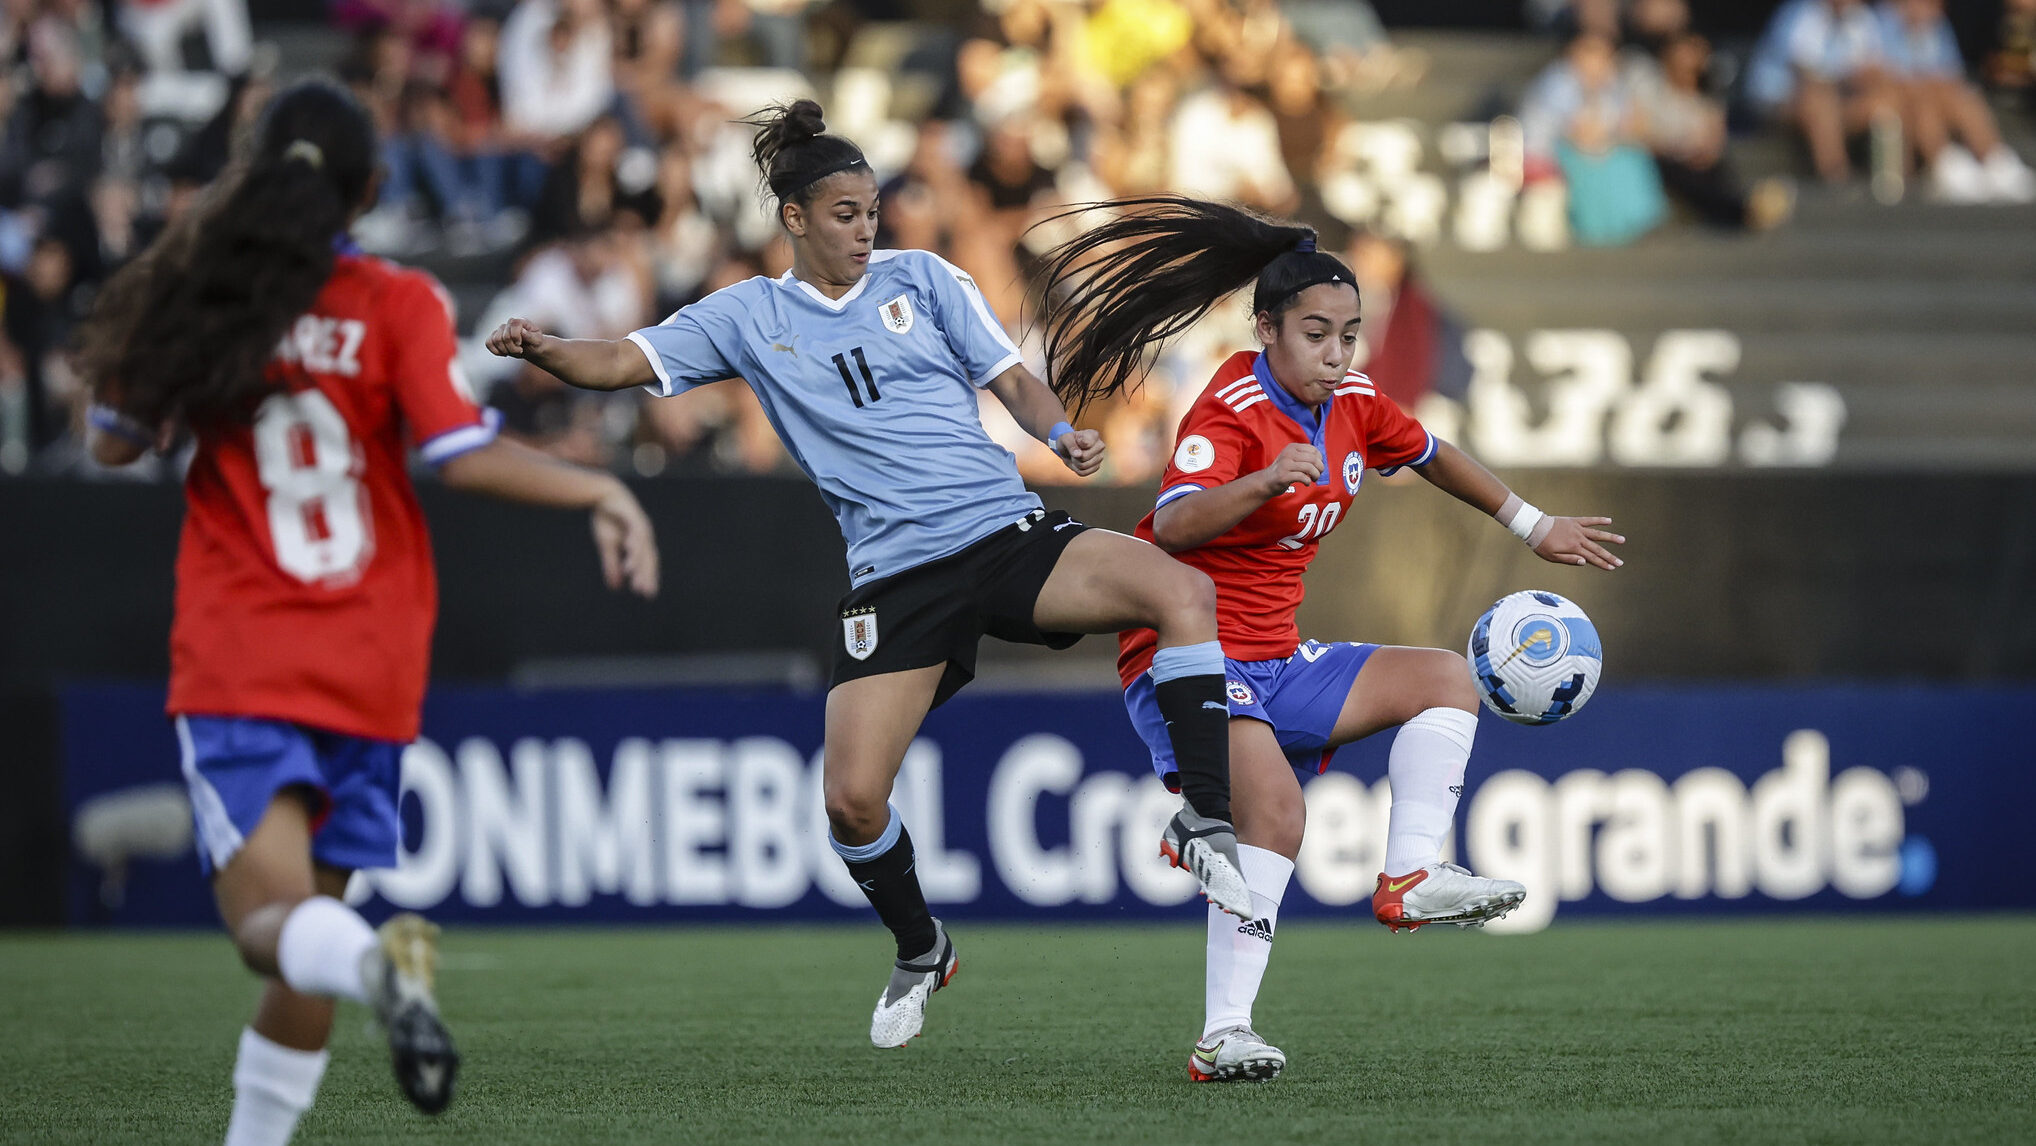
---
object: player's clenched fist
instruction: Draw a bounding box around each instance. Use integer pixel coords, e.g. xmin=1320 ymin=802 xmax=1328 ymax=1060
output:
xmin=486 ymin=318 xmax=548 ymax=359
xmin=1056 ymin=428 xmax=1106 ymax=477
xmin=1258 ymin=443 xmax=1323 ymax=496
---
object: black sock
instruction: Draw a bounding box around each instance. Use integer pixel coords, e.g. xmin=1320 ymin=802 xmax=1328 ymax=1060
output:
xmin=1155 ymin=673 xmax=1231 ymax=822
xmin=843 ymin=826 xmax=938 ymax=963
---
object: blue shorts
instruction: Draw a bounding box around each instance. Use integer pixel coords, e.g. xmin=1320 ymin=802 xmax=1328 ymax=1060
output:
xmin=1124 ymin=639 xmax=1379 ymax=788
xmin=175 ymin=715 xmax=404 ymax=878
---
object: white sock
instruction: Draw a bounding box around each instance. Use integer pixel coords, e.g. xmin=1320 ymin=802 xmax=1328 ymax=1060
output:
xmin=1201 ymin=844 xmax=1293 ymax=1040
xmin=275 ymin=896 xmax=378 ymax=1004
xmin=1383 ymin=707 xmax=1479 ymax=876
xmin=225 ymin=1027 xmax=328 ymax=1146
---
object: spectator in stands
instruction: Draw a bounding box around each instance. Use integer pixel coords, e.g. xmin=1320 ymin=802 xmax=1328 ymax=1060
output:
xmin=529 ymin=113 xmax=659 ymax=246
xmin=648 ymin=148 xmax=718 ymax=314
xmin=497 ymin=0 xmax=614 ymax=144
xmin=1169 ymin=68 xmax=1297 ymax=213
xmin=4 ymin=20 xmax=102 ymax=210
xmin=2 ymin=234 xmax=80 ymax=461
xmin=1265 ymin=34 xmax=1344 ymax=203
xmin=1985 ymin=0 xmax=2036 ymax=109
xmin=1745 ymin=0 xmax=1901 ymax=186
xmin=118 ymin=0 xmax=251 ymax=78
xmin=1877 ymin=0 xmax=2036 ymax=202
xmin=1628 ymin=33 xmax=1796 ymax=230
xmin=681 ymin=0 xmax=812 ymax=77
xmin=1343 ymin=229 xmax=1470 ymax=416
xmin=330 ymin=0 xmax=461 ymax=86
xmin=1520 ymin=31 xmax=1666 ymax=245
xmin=612 ymin=0 xmax=689 ymax=138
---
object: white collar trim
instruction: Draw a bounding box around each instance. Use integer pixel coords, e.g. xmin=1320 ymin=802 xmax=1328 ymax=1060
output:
xmin=777 ymin=250 xmax=906 ymax=311
xmin=779 ymin=267 xmax=873 ymax=311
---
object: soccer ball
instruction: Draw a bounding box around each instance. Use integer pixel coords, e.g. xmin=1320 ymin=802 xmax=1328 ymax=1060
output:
xmin=1467 ymin=590 xmax=1603 ymax=725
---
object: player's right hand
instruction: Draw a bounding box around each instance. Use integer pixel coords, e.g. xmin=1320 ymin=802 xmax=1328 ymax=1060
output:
xmin=1259 ymin=443 xmax=1324 ymax=496
xmin=592 ymin=484 xmax=660 ymax=598
xmin=485 ymin=318 xmax=547 ymax=359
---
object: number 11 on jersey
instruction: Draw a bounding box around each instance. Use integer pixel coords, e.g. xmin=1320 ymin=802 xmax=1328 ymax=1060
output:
xmin=833 ymin=347 xmax=881 ymax=408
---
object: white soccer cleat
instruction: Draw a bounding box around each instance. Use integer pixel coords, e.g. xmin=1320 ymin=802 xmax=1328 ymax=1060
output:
xmin=363 ymin=913 xmax=460 ymax=1114
xmin=1160 ymin=805 xmax=1255 ymax=920
xmin=1188 ymin=1026 xmax=1286 ymax=1083
xmin=1983 ymin=148 xmax=2036 ymax=204
xmin=1371 ymin=862 xmax=1526 ymax=932
xmin=869 ymin=921 xmax=959 ymax=1049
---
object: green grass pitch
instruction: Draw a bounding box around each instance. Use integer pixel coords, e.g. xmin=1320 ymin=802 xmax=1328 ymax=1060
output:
xmin=4 ymin=917 xmax=2032 ymax=1144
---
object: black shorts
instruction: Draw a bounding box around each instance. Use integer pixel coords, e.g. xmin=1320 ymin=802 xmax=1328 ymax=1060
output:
xmin=832 ymin=509 xmax=1091 ymax=708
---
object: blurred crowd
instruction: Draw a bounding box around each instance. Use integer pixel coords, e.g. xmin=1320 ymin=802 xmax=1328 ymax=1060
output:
xmin=3 ymin=0 xmax=2032 ymax=483
xmin=1524 ymin=0 xmax=2034 ymax=244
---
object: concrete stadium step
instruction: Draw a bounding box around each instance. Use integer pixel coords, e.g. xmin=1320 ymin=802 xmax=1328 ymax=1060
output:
xmin=1421 ymin=226 xmax=2036 ymax=282
xmin=1430 ymin=276 xmax=2036 ymax=335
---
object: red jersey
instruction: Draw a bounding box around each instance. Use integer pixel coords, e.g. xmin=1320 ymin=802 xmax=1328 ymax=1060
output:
xmin=167 ymin=253 xmax=497 ymax=742
xmin=1117 ymin=351 xmax=1434 ymax=688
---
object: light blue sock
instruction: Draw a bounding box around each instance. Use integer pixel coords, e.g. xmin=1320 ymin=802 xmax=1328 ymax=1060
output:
xmin=1151 ymin=640 xmax=1224 ymax=682
xmin=830 ymin=804 xmax=902 ymax=862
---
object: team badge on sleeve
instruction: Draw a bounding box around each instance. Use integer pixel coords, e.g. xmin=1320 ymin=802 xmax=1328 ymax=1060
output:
xmin=1175 ymin=434 xmax=1215 ymax=473
xmin=878 ymin=295 xmax=914 ymax=335
xmin=1343 ymin=450 xmax=1364 ymax=494
xmin=843 ymin=607 xmax=880 ymax=660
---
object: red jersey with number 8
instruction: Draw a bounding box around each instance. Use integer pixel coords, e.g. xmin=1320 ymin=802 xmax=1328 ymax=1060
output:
xmin=1117 ymin=350 xmax=1435 ymax=688
xmin=167 ymin=253 xmax=496 ymax=742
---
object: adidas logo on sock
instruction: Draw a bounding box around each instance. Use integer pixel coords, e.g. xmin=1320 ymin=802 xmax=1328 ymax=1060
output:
xmin=1235 ymin=917 xmax=1275 ymax=942
xmin=1449 ymin=785 xmax=1464 ymax=796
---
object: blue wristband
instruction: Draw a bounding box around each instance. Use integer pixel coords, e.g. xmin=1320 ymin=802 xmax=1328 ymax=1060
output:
xmin=1046 ymin=420 xmax=1075 ymax=455
xmin=89 ymin=404 xmax=154 ymax=448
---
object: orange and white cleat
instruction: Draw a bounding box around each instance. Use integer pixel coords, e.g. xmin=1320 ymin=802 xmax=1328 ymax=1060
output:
xmin=1188 ymin=1026 xmax=1285 ymax=1083
xmin=1372 ymin=863 xmax=1526 ymax=932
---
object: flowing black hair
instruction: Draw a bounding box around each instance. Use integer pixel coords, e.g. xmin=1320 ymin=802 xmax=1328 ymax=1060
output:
xmin=80 ymin=79 xmax=377 ymax=431
xmin=1029 ymin=196 xmax=1358 ymax=414
xmin=742 ymin=99 xmax=871 ymax=217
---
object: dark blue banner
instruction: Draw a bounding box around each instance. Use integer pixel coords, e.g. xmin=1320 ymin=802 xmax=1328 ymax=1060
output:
xmin=61 ymin=683 xmax=2036 ymax=930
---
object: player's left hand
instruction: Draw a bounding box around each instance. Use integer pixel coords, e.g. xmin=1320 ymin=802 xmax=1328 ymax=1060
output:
xmin=1056 ymin=428 xmax=1106 ymax=477
xmin=1534 ymin=516 xmax=1625 ymax=571
xmin=592 ymin=484 xmax=660 ymax=598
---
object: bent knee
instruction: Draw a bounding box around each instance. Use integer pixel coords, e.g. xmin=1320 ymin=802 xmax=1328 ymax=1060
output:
xmin=823 ymin=784 xmax=892 ymax=843
xmin=1415 ymin=649 xmax=1479 ymax=715
xmin=1152 ymin=563 xmax=1216 ymax=623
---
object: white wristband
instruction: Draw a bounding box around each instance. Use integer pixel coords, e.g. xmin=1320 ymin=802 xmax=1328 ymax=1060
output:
xmin=1496 ymin=494 xmax=1547 ymax=545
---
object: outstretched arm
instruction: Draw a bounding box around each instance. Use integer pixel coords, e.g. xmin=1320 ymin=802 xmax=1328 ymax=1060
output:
xmin=438 ymin=437 xmax=660 ymax=597
xmin=1416 ymin=439 xmax=1625 ymax=571
xmin=485 ymin=318 xmax=657 ymax=392
xmin=985 ymin=362 xmax=1106 ymax=477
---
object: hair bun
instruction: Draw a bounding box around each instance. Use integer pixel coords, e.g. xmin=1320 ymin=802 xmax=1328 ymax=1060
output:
xmin=782 ymin=99 xmax=827 ymax=143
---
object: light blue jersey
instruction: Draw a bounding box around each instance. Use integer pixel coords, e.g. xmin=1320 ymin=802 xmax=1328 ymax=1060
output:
xmin=628 ymin=249 xmax=1041 ymax=585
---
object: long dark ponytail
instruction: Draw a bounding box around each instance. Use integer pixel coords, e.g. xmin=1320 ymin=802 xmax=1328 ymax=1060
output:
xmin=1029 ymin=196 xmax=1357 ymax=414
xmin=79 ymin=79 xmax=377 ymax=431
xmin=741 ymin=99 xmax=870 ymax=218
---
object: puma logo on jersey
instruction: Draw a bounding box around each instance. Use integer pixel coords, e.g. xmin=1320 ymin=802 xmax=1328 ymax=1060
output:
xmin=770 ymin=335 xmax=800 ymax=356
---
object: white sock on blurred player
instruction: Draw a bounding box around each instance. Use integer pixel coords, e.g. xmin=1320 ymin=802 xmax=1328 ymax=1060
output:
xmin=224 ymin=1027 xmax=327 ymax=1146
xmin=1383 ymin=707 xmax=1478 ymax=876
xmin=1202 ymin=845 xmax=1292 ymax=1039
xmin=275 ymin=896 xmax=378 ymax=1003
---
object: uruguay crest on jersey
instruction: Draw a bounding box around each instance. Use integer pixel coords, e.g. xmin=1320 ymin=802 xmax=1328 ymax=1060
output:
xmin=843 ymin=606 xmax=880 ymax=660
xmin=877 ymin=294 xmax=914 ymax=335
